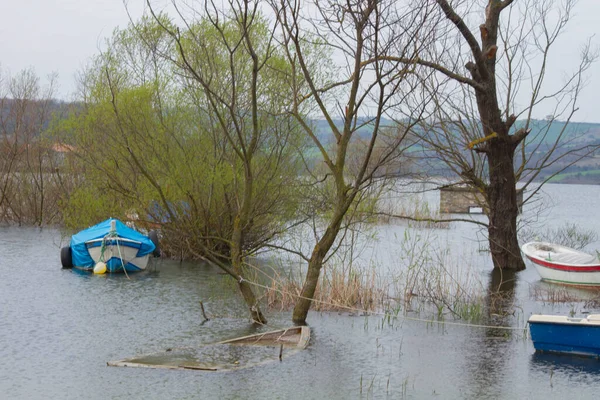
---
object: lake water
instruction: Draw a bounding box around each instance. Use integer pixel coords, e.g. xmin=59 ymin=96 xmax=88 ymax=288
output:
xmin=2 ymin=183 xmax=600 ymax=399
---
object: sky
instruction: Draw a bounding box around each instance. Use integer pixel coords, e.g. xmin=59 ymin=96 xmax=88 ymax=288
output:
xmin=1 ymin=0 xmax=599 ymax=122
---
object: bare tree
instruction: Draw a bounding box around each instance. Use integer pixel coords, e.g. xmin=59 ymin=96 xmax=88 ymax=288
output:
xmin=271 ymin=0 xmax=433 ymax=323
xmin=392 ymin=0 xmax=597 ymax=270
xmin=0 ymin=68 xmax=61 ymax=226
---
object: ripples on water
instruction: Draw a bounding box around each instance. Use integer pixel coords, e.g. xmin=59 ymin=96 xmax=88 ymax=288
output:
xmin=2 ymin=184 xmax=600 ymax=399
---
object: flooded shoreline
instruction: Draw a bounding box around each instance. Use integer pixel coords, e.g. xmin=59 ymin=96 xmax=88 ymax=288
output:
xmin=3 ymin=184 xmax=600 ymax=399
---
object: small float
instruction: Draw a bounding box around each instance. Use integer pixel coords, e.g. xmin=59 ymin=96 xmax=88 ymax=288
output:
xmin=521 ymin=242 xmax=600 ymax=286
xmin=528 ymin=314 xmax=600 ymax=357
xmin=108 ymin=326 xmax=310 ymax=371
xmin=61 ymin=218 xmax=160 ymax=273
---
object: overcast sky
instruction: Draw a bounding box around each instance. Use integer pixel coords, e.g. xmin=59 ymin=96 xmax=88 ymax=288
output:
xmin=1 ymin=0 xmax=599 ymax=122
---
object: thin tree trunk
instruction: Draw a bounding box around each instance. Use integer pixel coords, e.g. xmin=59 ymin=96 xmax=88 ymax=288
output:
xmin=292 ymin=212 xmax=345 ymax=324
xmin=292 ymin=255 xmax=324 ymax=324
xmin=231 ymin=224 xmax=268 ymax=323
xmin=237 ymin=279 xmax=267 ymax=324
xmin=231 ymin=173 xmax=268 ymax=324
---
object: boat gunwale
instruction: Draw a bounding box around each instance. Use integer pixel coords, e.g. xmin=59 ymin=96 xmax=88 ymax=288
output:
xmin=528 ymin=315 xmax=600 ymax=327
xmin=85 ymin=237 xmax=142 ymax=246
xmin=217 ymin=326 xmax=310 ymax=349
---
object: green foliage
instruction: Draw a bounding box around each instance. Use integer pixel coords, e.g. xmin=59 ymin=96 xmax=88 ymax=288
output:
xmin=56 ymin=13 xmax=306 ymax=260
xmin=62 ymin=185 xmax=126 ymax=231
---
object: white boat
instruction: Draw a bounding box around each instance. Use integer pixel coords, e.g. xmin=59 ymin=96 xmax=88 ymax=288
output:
xmin=521 ymin=242 xmax=600 ymax=286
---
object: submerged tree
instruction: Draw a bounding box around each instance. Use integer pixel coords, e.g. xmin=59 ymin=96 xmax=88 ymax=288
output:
xmin=394 ymin=0 xmax=597 ymax=270
xmin=271 ymin=0 xmax=434 ymax=323
xmin=143 ymin=1 xmax=309 ymax=323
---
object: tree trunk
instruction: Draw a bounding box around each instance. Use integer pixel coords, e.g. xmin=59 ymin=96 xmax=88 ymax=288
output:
xmin=486 ymin=144 xmax=525 ymax=271
xmin=231 ymin=222 xmax=268 ymax=324
xmin=230 ymin=167 xmax=268 ymax=324
xmin=237 ymin=279 xmax=267 ymax=324
xmin=292 ymin=252 xmax=325 ymax=324
xmin=292 ymin=213 xmax=345 ymax=324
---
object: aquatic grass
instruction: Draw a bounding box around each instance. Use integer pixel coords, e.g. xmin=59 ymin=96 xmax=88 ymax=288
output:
xmin=264 ymin=261 xmax=385 ymax=312
xmin=264 ymin=267 xmax=303 ymax=311
xmin=529 ymin=284 xmax=600 ymax=305
xmin=520 ymin=223 xmax=598 ymax=250
xmin=376 ymin=194 xmax=450 ymax=229
xmin=258 ymin=210 xmax=520 ymax=325
xmin=584 ymin=293 xmax=600 ymax=309
xmin=261 ymin=233 xmax=502 ymax=325
xmin=402 ymin=259 xmax=488 ymax=322
xmin=388 ymin=230 xmax=492 ymax=322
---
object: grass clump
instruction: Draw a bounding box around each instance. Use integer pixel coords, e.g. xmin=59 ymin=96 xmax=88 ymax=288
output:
xmin=520 ymin=222 xmax=597 ymax=250
xmin=264 ymin=262 xmax=382 ymax=313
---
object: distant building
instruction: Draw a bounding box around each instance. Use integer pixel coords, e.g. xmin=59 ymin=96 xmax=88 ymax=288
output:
xmin=50 ymin=142 xmax=75 ymax=164
xmin=439 ymin=185 xmax=524 ymax=214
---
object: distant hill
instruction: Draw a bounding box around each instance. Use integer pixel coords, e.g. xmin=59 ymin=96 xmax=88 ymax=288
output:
xmin=312 ymin=117 xmax=600 ymax=145
xmin=4 ymin=96 xmax=599 ymax=184
xmin=0 ymin=98 xmax=73 ymax=139
xmin=517 ymin=119 xmax=600 ymax=146
xmin=312 ymin=117 xmax=395 ymax=143
xmin=310 ymin=117 xmax=600 ymax=184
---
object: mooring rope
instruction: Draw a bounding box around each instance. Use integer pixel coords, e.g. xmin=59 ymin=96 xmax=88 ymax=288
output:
xmin=236 ymin=276 xmax=528 ymax=333
xmin=99 ymin=236 xmax=108 ymax=264
xmin=99 ymin=227 xmax=130 ymax=279
xmin=113 ymin=235 xmax=130 ymax=279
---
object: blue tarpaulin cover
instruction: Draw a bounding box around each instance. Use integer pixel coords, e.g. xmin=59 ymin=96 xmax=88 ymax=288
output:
xmin=70 ymin=218 xmax=155 ymax=268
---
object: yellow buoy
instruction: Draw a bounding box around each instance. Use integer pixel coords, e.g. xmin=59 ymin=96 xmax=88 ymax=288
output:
xmin=93 ymin=261 xmax=107 ymax=274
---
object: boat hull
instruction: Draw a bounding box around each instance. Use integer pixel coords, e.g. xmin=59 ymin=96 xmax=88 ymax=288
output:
xmin=79 ymin=238 xmax=150 ymax=272
xmin=529 ymin=315 xmax=600 ymax=357
xmin=532 ymin=263 xmax=600 ymax=286
xmin=522 ymin=242 xmax=600 ymax=286
xmin=108 ymin=326 xmax=311 ymax=371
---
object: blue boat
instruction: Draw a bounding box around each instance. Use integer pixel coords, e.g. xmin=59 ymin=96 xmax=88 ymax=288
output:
xmin=61 ymin=218 xmax=160 ymax=273
xmin=529 ymin=314 xmax=600 ymax=358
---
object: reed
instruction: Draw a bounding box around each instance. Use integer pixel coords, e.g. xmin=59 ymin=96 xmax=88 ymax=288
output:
xmin=262 ymin=233 xmax=496 ymax=324
xmin=376 ymin=195 xmax=450 ymax=229
xmin=529 ymin=284 xmax=600 ymax=304
xmin=520 ymin=223 xmax=597 ymax=250
xmin=398 ymin=243 xmax=488 ymax=322
xmin=264 ymin=262 xmax=384 ymax=312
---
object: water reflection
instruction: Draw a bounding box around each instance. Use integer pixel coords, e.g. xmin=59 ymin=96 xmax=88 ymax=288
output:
xmin=530 ymin=352 xmax=600 ymax=388
xmin=486 ymin=268 xmax=518 ymax=338
xmin=465 ymin=269 xmax=520 ymax=399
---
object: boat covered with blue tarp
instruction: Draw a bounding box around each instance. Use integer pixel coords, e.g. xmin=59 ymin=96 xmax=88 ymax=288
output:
xmin=61 ymin=218 xmax=160 ymax=273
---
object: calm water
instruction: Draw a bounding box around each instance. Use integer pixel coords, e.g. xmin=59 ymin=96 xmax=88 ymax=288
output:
xmin=2 ymin=183 xmax=600 ymax=399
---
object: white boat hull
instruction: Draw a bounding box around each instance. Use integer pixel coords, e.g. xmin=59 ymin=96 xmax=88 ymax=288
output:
xmin=522 ymin=242 xmax=600 ymax=286
xmin=84 ymin=238 xmax=150 ymax=272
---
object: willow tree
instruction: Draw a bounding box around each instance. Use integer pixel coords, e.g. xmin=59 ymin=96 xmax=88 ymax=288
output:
xmin=62 ymin=12 xmax=304 ymax=323
xmin=270 ymin=0 xmax=434 ymax=323
xmin=396 ymin=0 xmax=597 ymax=270
xmin=143 ymin=2 xmax=308 ymax=323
